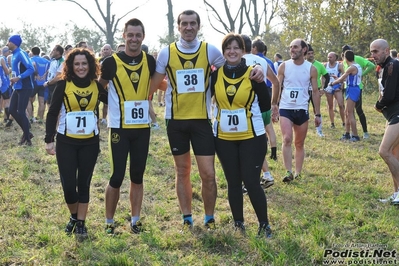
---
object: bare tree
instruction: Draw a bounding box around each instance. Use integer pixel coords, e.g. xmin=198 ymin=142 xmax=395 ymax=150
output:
xmin=40 ymin=0 xmax=148 ymax=47
xmin=203 ymin=0 xmax=279 ymax=37
xmin=203 ymin=0 xmax=245 ymax=35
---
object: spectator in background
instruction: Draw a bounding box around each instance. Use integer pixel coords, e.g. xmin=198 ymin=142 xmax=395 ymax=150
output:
xmin=251 ymin=38 xmax=279 ymax=161
xmin=44 ymin=45 xmax=64 ymax=107
xmin=7 ymin=34 xmax=35 ymax=146
xmin=324 ymin=52 xmax=345 ymax=129
xmin=390 ymin=49 xmax=398 ymax=60
xmin=1 ymin=46 xmax=12 ymax=126
xmin=99 ymin=44 xmax=113 ymax=125
xmin=273 ymin=53 xmax=283 ymax=71
xmin=341 ymin=44 xmax=375 ymax=139
xmin=28 ymin=46 xmax=50 ymax=124
xmin=76 ymin=41 xmax=88 ymax=49
xmin=331 ymin=50 xmax=362 ymax=142
xmin=116 ymin=43 xmax=125 ymax=52
xmin=306 ymin=44 xmax=330 ymax=137
xmin=64 ymin=44 xmax=73 ymax=58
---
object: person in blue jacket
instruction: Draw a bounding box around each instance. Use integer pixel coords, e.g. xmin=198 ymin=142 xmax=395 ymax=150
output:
xmin=7 ymin=35 xmax=35 ymax=146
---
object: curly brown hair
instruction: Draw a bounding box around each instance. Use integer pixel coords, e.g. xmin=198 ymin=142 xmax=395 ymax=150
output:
xmin=61 ymin=48 xmax=100 ymax=81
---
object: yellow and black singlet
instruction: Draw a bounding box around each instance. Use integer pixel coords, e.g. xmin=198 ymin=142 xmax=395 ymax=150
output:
xmin=213 ymin=66 xmax=265 ymax=141
xmin=108 ymin=52 xmax=151 ymax=129
xmin=60 ymin=80 xmax=100 ymax=139
xmin=166 ymin=42 xmax=212 ymax=120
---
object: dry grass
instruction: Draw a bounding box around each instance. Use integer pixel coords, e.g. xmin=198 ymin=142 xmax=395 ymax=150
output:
xmin=0 ymin=91 xmax=398 ymax=265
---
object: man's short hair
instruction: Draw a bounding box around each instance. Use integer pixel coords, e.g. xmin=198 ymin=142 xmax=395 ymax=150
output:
xmin=241 ymin=34 xmax=252 ymax=53
xmin=31 ymin=47 xmax=40 ymax=56
xmin=342 ymin=45 xmax=352 ymax=52
xmin=390 ymin=49 xmax=398 ymax=58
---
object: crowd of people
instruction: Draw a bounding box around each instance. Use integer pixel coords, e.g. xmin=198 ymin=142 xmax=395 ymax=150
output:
xmin=2 ymin=9 xmax=399 ymax=242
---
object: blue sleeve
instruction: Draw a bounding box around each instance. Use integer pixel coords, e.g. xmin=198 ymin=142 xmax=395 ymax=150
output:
xmin=19 ymin=52 xmax=34 ymax=78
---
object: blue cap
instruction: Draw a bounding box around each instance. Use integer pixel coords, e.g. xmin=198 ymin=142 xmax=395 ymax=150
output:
xmin=9 ymin=35 xmax=22 ymax=47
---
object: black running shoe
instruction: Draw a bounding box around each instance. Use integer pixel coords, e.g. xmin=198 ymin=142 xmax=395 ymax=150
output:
xmin=257 ymin=223 xmax=272 ymax=238
xmin=130 ymin=220 xmax=143 ymax=234
xmin=75 ymin=221 xmax=88 ymax=242
xmin=234 ymin=221 xmax=246 ymax=234
xmin=205 ymin=218 xmax=216 ymax=231
xmin=65 ymin=217 xmax=77 ymax=235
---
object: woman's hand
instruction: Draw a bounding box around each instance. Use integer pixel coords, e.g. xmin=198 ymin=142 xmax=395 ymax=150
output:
xmin=45 ymin=142 xmax=56 ymax=155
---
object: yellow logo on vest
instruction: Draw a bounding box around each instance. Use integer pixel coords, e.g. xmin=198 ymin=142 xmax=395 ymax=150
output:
xmin=226 ymin=85 xmax=237 ymax=96
xmin=79 ymin=98 xmax=89 ymax=108
xmin=111 ymin=132 xmax=120 ymax=143
xmin=130 ymin=72 xmax=139 ymax=83
xmin=183 ymin=61 xmax=194 ymax=69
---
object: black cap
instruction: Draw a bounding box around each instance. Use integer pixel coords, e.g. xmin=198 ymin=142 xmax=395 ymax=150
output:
xmin=342 ymin=45 xmax=352 ymax=52
xmin=308 ymin=44 xmax=314 ymax=52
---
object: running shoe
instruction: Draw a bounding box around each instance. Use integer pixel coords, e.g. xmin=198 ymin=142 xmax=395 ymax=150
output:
xmin=379 ymin=193 xmax=397 ymax=203
xmin=130 ymin=220 xmax=143 ymax=234
xmin=151 ymin=124 xmax=160 ymax=130
xmin=391 ymin=192 xmax=399 ymax=205
xmin=180 ymin=220 xmax=193 ymax=233
xmin=330 ymin=123 xmax=335 ymax=129
xmin=75 ymin=221 xmax=88 ymax=242
xmin=349 ymin=136 xmax=360 ymax=142
xmin=65 ymin=217 xmax=77 ymax=235
xmin=340 ymin=134 xmax=350 ymax=141
xmin=205 ymin=218 xmax=216 ymax=231
xmin=316 ymin=130 xmax=325 ymax=137
xmin=270 ymin=154 xmax=277 ymax=161
xmin=261 ymin=172 xmax=274 ymax=188
xmin=105 ymin=223 xmax=116 ymax=235
xmin=363 ymin=132 xmax=370 ymax=139
xmin=282 ymin=171 xmax=294 ymax=183
xmin=234 ymin=221 xmax=246 ymax=234
xmin=294 ymin=173 xmax=302 ymax=180
xmin=5 ymin=120 xmax=12 ymax=127
xmin=257 ymin=223 xmax=272 ymax=238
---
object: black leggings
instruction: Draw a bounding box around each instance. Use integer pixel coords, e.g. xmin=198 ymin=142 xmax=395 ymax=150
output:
xmin=56 ymin=140 xmax=99 ymax=204
xmin=108 ymin=128 xmax=150 ymax=188
xmin=355 ymin=90 xmax=368 ymax=133
xmin=9 ymin=89 xmax=31 ymax=140
xmin=215 ymin=135 xmax=269 ymax=224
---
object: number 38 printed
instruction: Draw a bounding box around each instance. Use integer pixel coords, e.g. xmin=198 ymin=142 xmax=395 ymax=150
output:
xmin=184 ymin=74 xmax=198 ymax=86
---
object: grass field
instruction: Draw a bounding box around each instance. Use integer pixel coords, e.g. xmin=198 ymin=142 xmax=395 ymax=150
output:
xmin=0 ymin=90 xmax=398 ymax=266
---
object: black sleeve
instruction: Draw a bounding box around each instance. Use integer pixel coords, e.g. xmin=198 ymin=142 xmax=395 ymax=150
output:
xmin=323 ymin=73 xmax=330 ymax=89
xmin=210 ymin=70 xmax=218 ymax=97
xmin=96 ymin=81 xmax=108 ymax=104
xmin=146 ymin=53 xmax=156 ymax=76
xmin=45 ymin=80 xmax=66 ymax=143
xmin=100 ymin=56 xmax=117 ymax=81
xmin=377 ymin=61 xmax=399 ymax=109
xmin=253 ymin=80 xmax=271 ymax=112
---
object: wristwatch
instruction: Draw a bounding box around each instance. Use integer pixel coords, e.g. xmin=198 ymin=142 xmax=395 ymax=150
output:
xmin=17 ymin=75 xmax=21 ymax=79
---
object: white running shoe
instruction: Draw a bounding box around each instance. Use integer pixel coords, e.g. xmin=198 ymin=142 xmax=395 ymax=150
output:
xmin=378 ymin=193 xmax=396 ymax=203
xmin=391 ymin=192 xmax=399 ymax=205
xmin=261 ymin=172 xmax=274 ymax=188
xmin=316 ymin=130 xmax=325 ymax=137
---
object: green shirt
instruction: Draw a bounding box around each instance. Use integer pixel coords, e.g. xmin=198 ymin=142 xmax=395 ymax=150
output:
xmin=343 ymin=55 xmax=375 ymax=89
xmin=312 ymin=60 xmax=328 ymax=88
